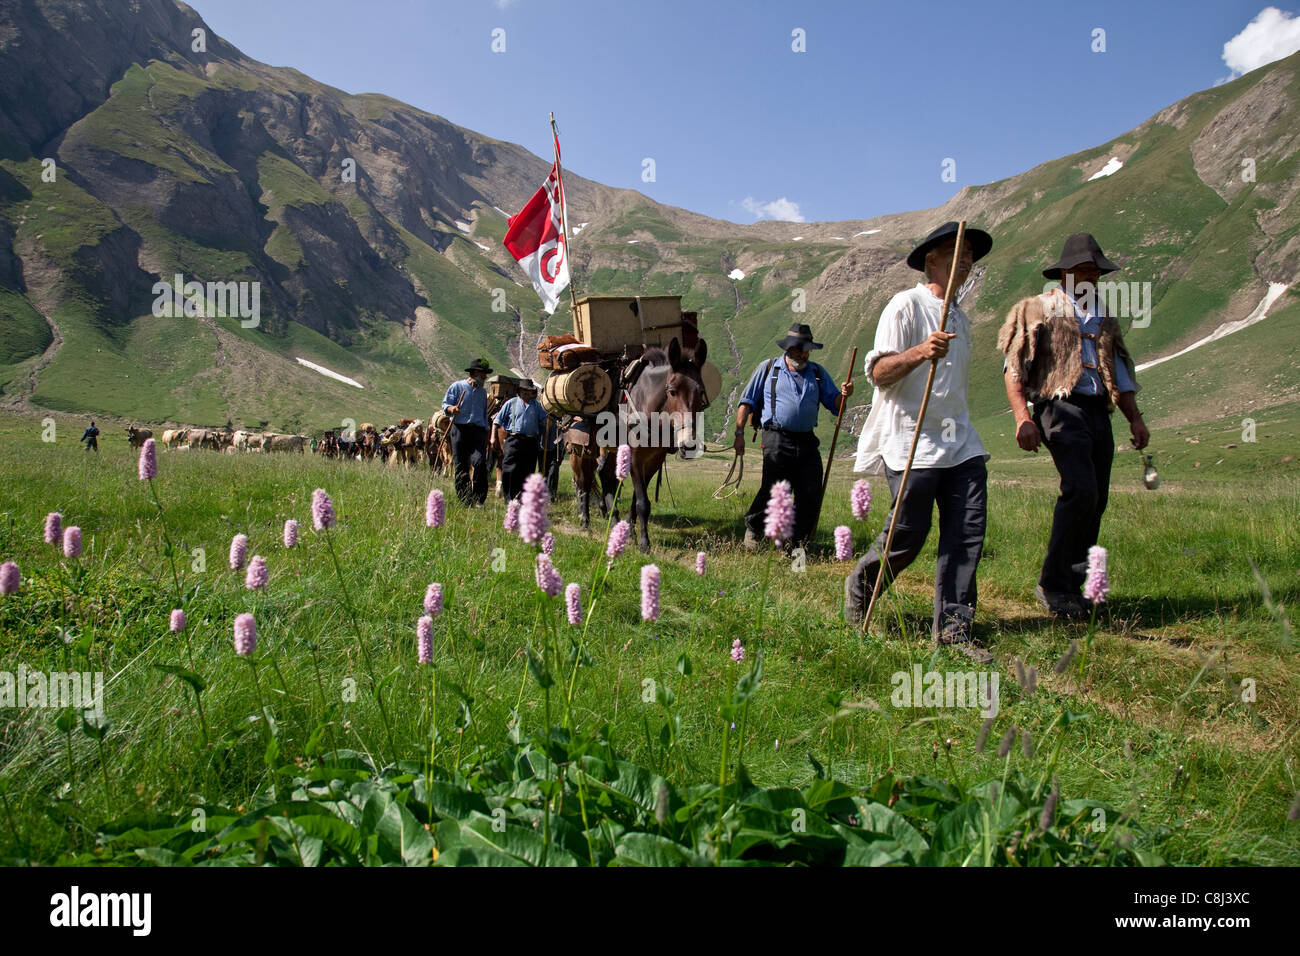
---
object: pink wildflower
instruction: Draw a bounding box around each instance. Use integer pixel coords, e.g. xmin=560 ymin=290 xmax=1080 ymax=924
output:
xmin=504 ymin=499 xmax=520 ymax=532
xmin=283 ymin=519 xmax=298 ymax=549
xmin=730 ymin=639 xmax=745 ymax=663
xmin=170 ymin=609 xmax=186 ymax=633
xmin=565 ymin=583 xmax=582 ymax=625
xmin=850 ymin=480 xmax=872 ymax=521
xmin=1084 ymin=545 xmax=1109 ymax=604
xmin=0 ymin=561 xmax=18 ymax=595
xmin=695 ymin=551 xmax=707 ymax=576
xmin=311 ymin=488 xmax=336 ymax=530
xmin=424 ymin=582 xmax=443 ymax=618
xmin=233 ymin=613 xmax=257 ymax=656
xmin=535 ymin=553 xmax=563 ymax=597
xmin=640 ymin=564 xmax=661 ymax=621
xmin=63 ymin=526 xmax=81 ymax=558
xmin=44 ymin=512 xmax=62 ymax=545
xmin=834 ymin=525 xmax=852 ymax=561
xmin=244 ymin=554 xmax=268 ymax=590
xmin=764 ymin=480 xmax=795 ymax=544
xmin=417 ymin=616 xmax=433 ymax=664
xmin=425 ymin=488 xmax=445 ymax=528
xmin=138 ymin=438 xmax=157 ymax=481
xmin=229 ymin=533 xmax=247 ymax=571
xmin=616 ymin=444 xmax=632 ymax=481
xmin=606 ymin=520 xmax=630 ymax=560
xmin=519 ymin=474 xmax=550 ymax=544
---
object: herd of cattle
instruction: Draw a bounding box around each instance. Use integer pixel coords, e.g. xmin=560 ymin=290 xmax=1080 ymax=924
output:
xmin=126 ymin=424 xmax=309 ymax=453
xmin=316 ymin=416 xmax=454 ymax=474
xmin=124 ymin=416 xmax=456 ymax=473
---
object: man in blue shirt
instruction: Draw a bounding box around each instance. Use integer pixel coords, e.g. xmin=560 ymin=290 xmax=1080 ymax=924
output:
xmin=492 ymin=380 xmax=547 ymax=501
xmin=735 ymin=323 xmax=853 ymax=550
xmin=80 ymin=420 xmax=99 ymax=452
xmin=1000 ymin=233 xmax=1149 ymax=618
xmin=442 ymin=358 xmax=492 ymax=505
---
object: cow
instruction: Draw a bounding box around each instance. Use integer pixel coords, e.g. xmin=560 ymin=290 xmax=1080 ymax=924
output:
xmin=264 ymin=433 xmax=306 ymax=453
xmin=160 ymin=428 xmax=185 ymax=448
xmin=357 ymin=424 xmax=378 ymax=461
xmin=126 ymin=426 xmax=153 ymax=448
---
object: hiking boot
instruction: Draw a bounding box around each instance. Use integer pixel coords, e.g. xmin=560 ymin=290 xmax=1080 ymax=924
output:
xmin=1035 ymin=585 xmax=1086 ymax=620
xmin=743 ymin=528 xmax=760 ymax=552
xmin=934 ymin=614 xmax=993 ymax=665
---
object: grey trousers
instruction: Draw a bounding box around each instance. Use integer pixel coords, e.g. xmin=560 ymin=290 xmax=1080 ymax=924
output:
xmin=844 ymin=455 xmax=988 ymax=638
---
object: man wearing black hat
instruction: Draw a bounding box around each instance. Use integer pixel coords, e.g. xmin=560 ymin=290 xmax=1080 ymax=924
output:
xmin=492 ymin=380 xmax=548 ymax=501
xmin=845 ymin=221 xmax=994 ymax=661
xmin=999 ymin=233 xmax=1147 ymax=618
xmin=735 ymin=323 xmax=854 ymax=550
xmin=442 ymin=358 xmax=493 ymax=505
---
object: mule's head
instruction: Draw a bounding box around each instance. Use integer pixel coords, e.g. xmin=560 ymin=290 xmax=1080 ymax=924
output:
xmin=664 ymin=337 xmax=709 ymax=459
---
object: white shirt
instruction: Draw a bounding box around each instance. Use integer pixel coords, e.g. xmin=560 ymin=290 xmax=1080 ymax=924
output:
xmin=853 ymin=284 xmax=988 ymax=474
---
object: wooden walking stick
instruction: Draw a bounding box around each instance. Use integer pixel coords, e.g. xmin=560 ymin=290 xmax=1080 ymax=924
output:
xmin=809 ymin=346 xmax=857 ymax=541
xmin=860 ymin=221 xmax=967 ymax=635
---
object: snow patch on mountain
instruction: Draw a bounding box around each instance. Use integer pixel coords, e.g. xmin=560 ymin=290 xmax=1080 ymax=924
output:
xmin=1136 ymin=282 xmax=1289 ymax=371
xmin=296 ymin=358 xmax=364 ymax=389
xmin=728 ymin=268 xmax=745 ymax=280
xmin=1087 ymin=157 xmax=1124 ymax=181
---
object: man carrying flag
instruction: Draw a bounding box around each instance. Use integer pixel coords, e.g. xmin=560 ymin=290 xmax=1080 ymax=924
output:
xmin=503 ymin=126 xmax=572 ymax=315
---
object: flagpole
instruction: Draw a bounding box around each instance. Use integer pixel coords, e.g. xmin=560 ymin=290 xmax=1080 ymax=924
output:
xmin=549 ymin=112 xmax=580 ymax=317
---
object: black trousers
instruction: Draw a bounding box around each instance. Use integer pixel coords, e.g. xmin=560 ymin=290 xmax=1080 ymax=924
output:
xmin=1034 ymin=394 xmax=1114 ymax=594
xmin=845 ymin=455 xmax=988 ymax=638
xmin=543 ymin=433 xmax=563 ymax=498
xmin=500 ymin=433 xmax=539 ymax=501
xmin=450 ymin=423 xmax=488 ymax=505
xmin=744 ymin=427 xmax=824 ymax=546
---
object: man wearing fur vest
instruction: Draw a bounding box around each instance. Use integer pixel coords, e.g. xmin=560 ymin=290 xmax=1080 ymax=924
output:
xmin=998 ymin=233 xmax=1150 ymax=619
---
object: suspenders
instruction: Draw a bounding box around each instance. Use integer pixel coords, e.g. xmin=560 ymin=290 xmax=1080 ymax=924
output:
xmin=765 ymin=357 xmax=822 ymax=428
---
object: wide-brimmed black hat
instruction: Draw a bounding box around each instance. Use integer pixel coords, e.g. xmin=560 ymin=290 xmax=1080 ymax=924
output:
xmin=465 ymin=358 xmax=493 ymax=375
xmin=906 ymin=221 xmax=994 ymax=272
xmin=776 ymin=322 xmax=823 ymax=350
xmin=1043 ymin=233 xmax=1119 ymax=279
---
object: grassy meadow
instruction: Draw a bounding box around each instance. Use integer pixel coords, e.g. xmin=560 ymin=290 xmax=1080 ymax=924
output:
xmin=0 ymin=406 xmax=1297 ymax=866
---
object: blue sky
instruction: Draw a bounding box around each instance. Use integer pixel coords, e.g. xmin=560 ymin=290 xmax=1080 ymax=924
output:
xmin=190 ymin=0 xmax=1299 ymax=224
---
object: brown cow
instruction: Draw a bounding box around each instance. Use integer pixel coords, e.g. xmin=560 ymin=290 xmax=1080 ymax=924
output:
xmin=126 ymin=425 xmax=153 ymax=448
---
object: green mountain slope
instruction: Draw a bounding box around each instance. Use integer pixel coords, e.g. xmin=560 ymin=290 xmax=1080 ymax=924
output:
xmin=0 ymin=0 xmax=1295 ymax=437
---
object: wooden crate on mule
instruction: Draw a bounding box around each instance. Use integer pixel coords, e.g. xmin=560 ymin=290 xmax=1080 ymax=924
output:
xmin=572 ymin=295 xmax=696 ymax=354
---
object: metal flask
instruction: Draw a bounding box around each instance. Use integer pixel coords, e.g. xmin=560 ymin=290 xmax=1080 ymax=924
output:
xmin=1141 ymin=452 xmax=1160 ymax=490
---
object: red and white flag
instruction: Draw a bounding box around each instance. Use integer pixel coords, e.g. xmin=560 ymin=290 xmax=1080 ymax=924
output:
xmin=503 ymin=136 xmax=570 ymax=314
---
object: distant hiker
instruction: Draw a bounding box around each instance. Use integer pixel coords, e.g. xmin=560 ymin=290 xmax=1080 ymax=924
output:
xmin=80 ymin=420 xmax=99 ymax=453
xmin=735 ymin=322 xmax=853 ymax=551
xmin=998 ymin=233 xmax=1148 ymax=619
xmin=492 ymin=380 xmax=547 ymax=501
xmin=442 ymin=359 xmax=492 ymax=505
xmin=845 ymin=221 xmax=994 ymax=662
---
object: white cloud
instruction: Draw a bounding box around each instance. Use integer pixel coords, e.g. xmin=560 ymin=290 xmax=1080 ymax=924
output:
xmin=1222 ymin=7 xmax=1300 ymax=79
xmin=739 ymin=196 xmax=805 ymax=222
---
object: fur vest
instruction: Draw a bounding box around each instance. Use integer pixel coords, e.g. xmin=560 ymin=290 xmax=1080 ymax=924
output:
xmin=997 ymin=288 xmax=1138 ymax=411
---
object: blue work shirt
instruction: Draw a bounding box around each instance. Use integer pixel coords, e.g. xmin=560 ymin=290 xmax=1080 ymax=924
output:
xmin=494 ymin=396 xmax=547 ymax=437
xmin=1059 ymin=286 xmax=1137 ymax=396
xmin=738 ymin=357 xmax=842 ymax=431
xmin=442 ymin=379 xmax=488 ymax=427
